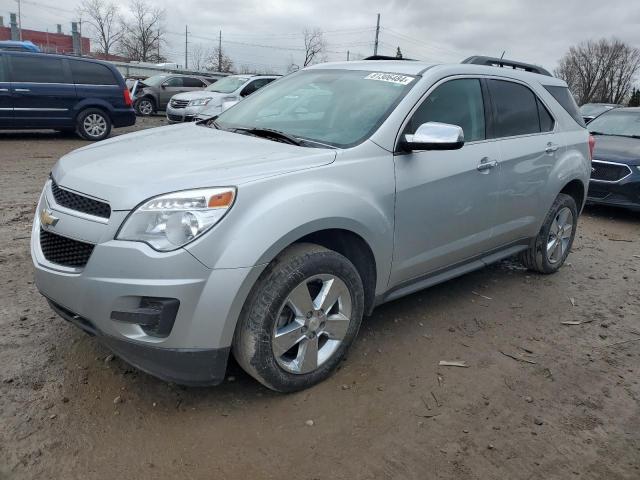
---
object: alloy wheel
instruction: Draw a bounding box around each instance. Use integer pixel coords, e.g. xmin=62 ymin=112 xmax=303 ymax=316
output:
xmin=272 ymin=274 xmax=352 ymax=374
xmin=83 ymin=114 xmax=107 ymax=138
xmin=138 ymin=100 xmax=153 ymax=115
xmin=546 ymin=206 xmax=574 ymax=264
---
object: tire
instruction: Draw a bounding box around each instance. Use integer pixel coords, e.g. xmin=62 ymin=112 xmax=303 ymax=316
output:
xmin=76 ymin=108 xmax=112 ymax=141
xmin=134 ymin=97 xmax=155 ymax=116
xmin=233 ymin=243 xmax=365 ymax=392
xmin=520 ymin=193 xmax=578 ymax=274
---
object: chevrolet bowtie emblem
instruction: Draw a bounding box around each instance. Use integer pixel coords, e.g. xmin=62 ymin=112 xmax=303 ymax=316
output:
xmin=40 ymin=208 xmax=59 ymax=227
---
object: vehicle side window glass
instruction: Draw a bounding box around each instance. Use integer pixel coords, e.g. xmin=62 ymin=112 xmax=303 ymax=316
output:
xmin=489 ymin=80 xmax=541 ymax=137
xmin=69 ymin=60 xmax=117 ymax=85
xmin=407 ymin=79 xmax=486 ymax=142
xmin=537 ymin=98 xmax=554 ymax=132
xmin=0 ymin=56 xmax=6 ymax=82
xmin=10 ymin=55 xmax=67 ymax=83
xmin=241 ymin=81 xmax=259 ymax=97
xmin=164 ymin=77 xmax=184 ymax=87
xmin=183 ymin=77 xmax=204 ymax=87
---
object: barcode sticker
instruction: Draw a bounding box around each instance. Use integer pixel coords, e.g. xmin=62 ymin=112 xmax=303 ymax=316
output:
xmin=365 ymin=73 xmax=414 ymax=85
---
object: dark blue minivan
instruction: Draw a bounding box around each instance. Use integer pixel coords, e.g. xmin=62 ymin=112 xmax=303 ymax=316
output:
xmin=0 ymin=51 xmax=135 ymax=140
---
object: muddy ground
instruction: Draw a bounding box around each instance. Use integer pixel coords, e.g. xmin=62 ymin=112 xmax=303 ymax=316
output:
xmin=1 ymin=117 xmax=639 ymax=480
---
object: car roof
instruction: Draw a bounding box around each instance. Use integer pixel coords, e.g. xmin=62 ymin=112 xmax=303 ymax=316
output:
xmin=306 ymin=60 xmax=567 ymax=86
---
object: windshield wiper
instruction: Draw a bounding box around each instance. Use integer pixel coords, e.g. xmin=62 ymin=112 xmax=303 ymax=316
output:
xmin=234 ymin=127 xmax=303 ymax=146
xmin=589 ymin=131 xmax=608 ymax=135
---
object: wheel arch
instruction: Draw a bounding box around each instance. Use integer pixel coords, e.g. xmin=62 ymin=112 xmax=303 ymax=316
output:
xmin=559 ymin=178 xmax=586 ymax=212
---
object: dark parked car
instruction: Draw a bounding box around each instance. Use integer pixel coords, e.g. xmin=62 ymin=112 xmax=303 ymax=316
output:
xmin=132 ymin=74 xmax=223 ymax=116
xmin=586 ymin=107 xmax=640 ymax=210
xmin=0 ymin=51 xmax=135 ymax=140
xmin=0 ymin=40 xmax=40 ymax=52
xmin=580 ymin=103 xmax=622 ymax=124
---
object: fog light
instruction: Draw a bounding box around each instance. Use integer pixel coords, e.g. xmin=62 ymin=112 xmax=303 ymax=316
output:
xmin=110 ymin=297 xmax=180 ymax=337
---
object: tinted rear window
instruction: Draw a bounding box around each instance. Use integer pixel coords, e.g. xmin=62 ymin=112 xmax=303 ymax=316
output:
xmin=10 ymin=55 xmax=67 ymax=83
xmin=69 ymin=60 xmax=118 ymax=85
xmin=183 ymin=77 xmax=205 ymax=87
xmin=489 ymin=79 xmax=541 ymax=137
xmin=544 ymin=85 xmax=586 ymax=127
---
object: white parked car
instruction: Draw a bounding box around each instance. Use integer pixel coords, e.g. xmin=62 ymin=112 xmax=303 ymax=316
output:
xmin=166 ymin=75 xmax=279 ymax=122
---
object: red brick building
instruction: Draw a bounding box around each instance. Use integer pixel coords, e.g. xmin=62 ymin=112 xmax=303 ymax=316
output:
xmin=0 ymin=17 xmax=90 ymax=55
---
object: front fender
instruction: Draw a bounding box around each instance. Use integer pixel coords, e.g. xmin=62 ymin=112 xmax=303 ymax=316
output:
xmin=186 ymin=154 xmax=395 ymax=295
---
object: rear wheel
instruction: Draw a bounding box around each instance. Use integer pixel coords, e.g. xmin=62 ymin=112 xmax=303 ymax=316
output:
xmin=233 ymin=243 xmax=365 ymax=392
xmin=520 ymin=193 xmax=577 ymax=273
xmin=134 ymin=97 xmax=155 ymax=116
xmin=76 ymin=108 xmax=112 ymax=141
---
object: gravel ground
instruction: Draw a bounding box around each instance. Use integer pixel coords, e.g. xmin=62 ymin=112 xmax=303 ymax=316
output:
xmin=1 ymin=117 xmax=639 ymax=479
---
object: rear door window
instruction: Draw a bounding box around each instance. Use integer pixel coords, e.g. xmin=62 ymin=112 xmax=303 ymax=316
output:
xmin=10 ymin=55 xmax=68 ymax=83
xmin=69 ymin=60 xmax=118 ymax=85
xmin=183 ymin=77 xmax=206 ymax=87
xmin=488 ymin=80 xmax=541 ymax=137
xmin=537 ymin=99 xmax=555 ymax=132
xmin=407 ymin=78 xmax=486 ymax=142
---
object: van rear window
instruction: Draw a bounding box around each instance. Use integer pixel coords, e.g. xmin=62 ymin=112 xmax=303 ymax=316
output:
xmin=544 ymin=85 xmax=585 ymax=127
xmin=70 ymin=60 xmax=118 ymax=86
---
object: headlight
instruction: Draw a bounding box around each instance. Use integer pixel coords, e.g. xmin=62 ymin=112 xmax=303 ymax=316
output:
xmin=188 ymin=97 xmax=214 ymax=106
xmin=117 ymin=187 xmax=236 ymax=251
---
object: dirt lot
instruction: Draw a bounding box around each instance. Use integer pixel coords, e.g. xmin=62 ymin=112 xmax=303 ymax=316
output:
xmin=1 ymin=118 xmax=639 ymax=480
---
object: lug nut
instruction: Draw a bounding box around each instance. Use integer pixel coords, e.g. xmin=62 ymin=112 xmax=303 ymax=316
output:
xmin=306 ymin=312 xmax=313 ymax=319
xmin=301 ymin=326 xmax=308 ymax=333
xmin=320 ymin=321 xmax=326 ymax=329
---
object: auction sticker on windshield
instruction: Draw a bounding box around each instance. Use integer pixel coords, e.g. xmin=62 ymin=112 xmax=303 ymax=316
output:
xmin=365 ymin=72 xmax=414 ymax=85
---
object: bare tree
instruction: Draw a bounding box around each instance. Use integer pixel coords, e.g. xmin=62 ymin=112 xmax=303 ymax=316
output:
xmin=189 ymin=43 xmax=208 ymax=71
xmin=118 ymin=0 xmax=165 ymax=63
xmin=79 ymin=0 xmax=121 ymax=59
xmin=206 ymin=47 xmax=234 ymax=73
xmin=303 ymin=28 xmax=326 ymax=67
xmin=556 ymin=38 xmax=640 ymax=105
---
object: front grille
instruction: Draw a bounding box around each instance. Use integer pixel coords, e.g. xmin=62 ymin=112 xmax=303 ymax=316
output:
xmin=51 ymin=180 xmax=111 ymax=219
xmin=40 ymin=228 xmax=95 ymax=268
xmin=170 ymin=99 xmax=190 ymax=109
xmin=591 ymin=160 xmax=632 ymax=182
xmin=167 ymin=114 xmax=184 ymax=122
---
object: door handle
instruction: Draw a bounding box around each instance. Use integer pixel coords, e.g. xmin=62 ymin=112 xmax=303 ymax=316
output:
xmin=14 ymin=88 xmax=31 ymax=93
xmin=545 ymin=142 xmax=559 ymax=154
xmin=477 ymin=158 xmax=498 ymax=171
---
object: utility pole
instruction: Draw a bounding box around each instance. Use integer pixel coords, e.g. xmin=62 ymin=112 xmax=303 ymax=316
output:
xmin=373 ymin=13 xmax=380 ymax=56
xmin=157 ymin=28 xmax=160 ymax=61
xmin=16 ymin=0 xmax=22 ymax=41
xmin=218 ymin=30 xmax=222 ymax=71
xmin=78 ymin=17 xmax=82 ymax=56
xmin=184 ymin=25 xmax=189 ymax=69
xmin=347 ymin=50 xmax=350 ymax=61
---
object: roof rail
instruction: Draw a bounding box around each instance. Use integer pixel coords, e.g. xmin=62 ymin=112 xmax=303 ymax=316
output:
xmin=461 ymin=56 xmax=552 ymax=77
xmin=362 ymin=55 xmax=416 ymax=61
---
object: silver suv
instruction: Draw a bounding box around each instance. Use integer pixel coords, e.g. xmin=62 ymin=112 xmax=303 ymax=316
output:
xmin=31 ymin=57 xmax=591 ymax=392
xmin=166 ymin=74 xmax=279 ymax=123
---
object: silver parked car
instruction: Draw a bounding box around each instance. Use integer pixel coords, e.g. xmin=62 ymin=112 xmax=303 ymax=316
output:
xmin=31 ymin=57 xmax=591 ymax=392
xmin=166 ymin=74 xmax=279 ymax=122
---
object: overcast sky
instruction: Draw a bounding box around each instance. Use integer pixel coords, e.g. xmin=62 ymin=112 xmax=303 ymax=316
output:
xmin=3 ymin=0 xmax=640 ymax=74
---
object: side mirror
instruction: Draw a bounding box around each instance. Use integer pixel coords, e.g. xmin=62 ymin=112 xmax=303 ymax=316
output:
xmin=402 ymin=122 xmax=464 ymax=151
xmin=161 ymin=83 xmax=167 ymax=89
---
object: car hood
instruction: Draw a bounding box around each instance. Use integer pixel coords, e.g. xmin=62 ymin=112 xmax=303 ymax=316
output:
xmin=52 ymin=123 xmax=336 ymax=210
xmin=592 ymin=135 xmax=640 ymax=166
xmin=171 ymin=91 xmax=228 ymax=102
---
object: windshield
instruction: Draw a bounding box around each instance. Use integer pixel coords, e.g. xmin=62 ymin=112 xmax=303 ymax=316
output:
xmin=580 ymin=104 xmax=617 ymax=117
xmin=206 ymin=76 xmax=249 ymax=93
xmin=213 ymin=69 xmax=417 ymax=148
xmin=142 ymin=75 xmax=170 ymax=87
xmin=588 ymin=110 xmax=640 ymax=138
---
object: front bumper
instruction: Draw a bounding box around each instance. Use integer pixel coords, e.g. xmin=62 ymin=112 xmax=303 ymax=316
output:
xmin=31 ymin=184 xmax=263 ymax=385
xmin=166 ymin=103 xmax=216 ymax=123
xmin=587 ymin=166 xmax=640 ymax=210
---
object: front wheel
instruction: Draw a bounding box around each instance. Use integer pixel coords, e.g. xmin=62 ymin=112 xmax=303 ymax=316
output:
xmin=76 ymin=108 xmax=112 ymax=141
xmin=520 ymin=193 xmax=578 ymax=273
xmin=233 ymin=243 xmax=365 ymax=392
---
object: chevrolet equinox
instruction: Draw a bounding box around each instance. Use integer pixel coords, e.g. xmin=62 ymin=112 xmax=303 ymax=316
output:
xmin=31 ymin=57 xmax=592 ymax=392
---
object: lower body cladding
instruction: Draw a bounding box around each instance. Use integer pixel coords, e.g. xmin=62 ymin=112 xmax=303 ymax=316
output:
xmin=587 ymin=163 xmax=640 ymax=211
xmin=31 ymin=216 xmax=264 ymax=386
